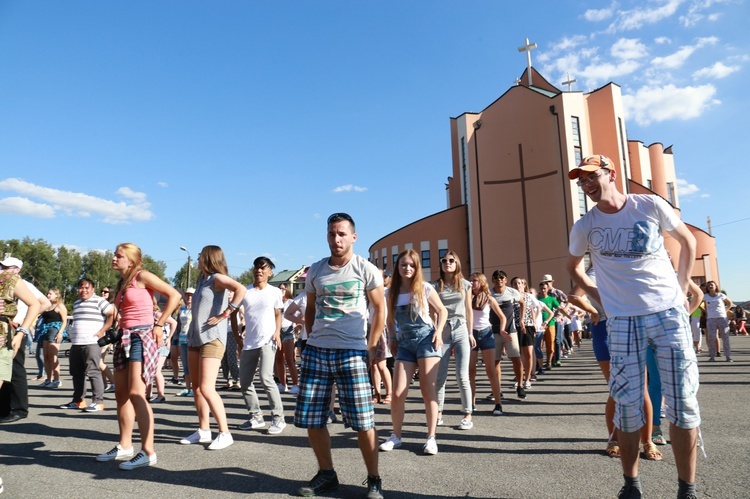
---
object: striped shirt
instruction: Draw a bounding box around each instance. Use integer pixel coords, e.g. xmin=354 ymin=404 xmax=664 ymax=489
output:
xmin=71 ymin=296 xmax=112 ymax=345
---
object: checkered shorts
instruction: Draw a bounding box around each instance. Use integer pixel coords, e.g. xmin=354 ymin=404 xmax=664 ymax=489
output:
xmin=294 ymin=345 xmax=375 ymax=431
xmin=608 ymin=308 xmax=700 ymax=432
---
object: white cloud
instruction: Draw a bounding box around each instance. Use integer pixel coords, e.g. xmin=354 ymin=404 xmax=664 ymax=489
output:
xmin=680 ymin=0 xmax=728 ymax=26
xmin=0 ymin=196 xmax=55 ymax=218
xmin=0 ymin=178 xmax=154 ymax=223
xmin=584 ymin=5 xmax=616 ymax=22
xmin=622 ymin=84 xmax=718 ymax=125
xmin=676 ymin=178 xmax=701 ymax=196
xmin=611 ymin=38 xmax=648 ymax=60
xmin=607 ymin=0 xmax=684 ymax=32
xmin=655 ymin=36 xmax=671 ymax=44
xmin=157 ymin=181 xmax=168 ymax=188
xmin=651 ymin=36 xmax=717 ymax=69
xmin=332 ymin=184 xmax=368 ymax=193
xmin=693 ymin=61 xmax=740 ymax=79
xmin=582 ymin=60 xmax=641 ymax=86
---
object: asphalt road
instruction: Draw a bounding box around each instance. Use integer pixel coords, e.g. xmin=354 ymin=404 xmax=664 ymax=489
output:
xmin=1 ymin=336 xmax=748 ymax=498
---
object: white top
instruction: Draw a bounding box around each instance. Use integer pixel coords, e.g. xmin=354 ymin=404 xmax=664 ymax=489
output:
xmin=473 ymin=302 xmax=491 ymax=330
xmin=386 ymin=281 xmax=435 ymax=327
xmin=13 ymin=279 xmax=43 ymax=323
xmin=241 ymin=285 xmax=283 ymax=350
xmin=569 ymin=194 xmax=683 ymax=318
xmin=704 ymin=293 xmax=728 ymax=319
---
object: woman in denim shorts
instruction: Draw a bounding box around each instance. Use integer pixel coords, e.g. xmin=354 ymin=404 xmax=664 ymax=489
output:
xmin=468 ymin=273 xmax=509 ymax=416
xmin=379 ymin=249 xmax=447 ymax=456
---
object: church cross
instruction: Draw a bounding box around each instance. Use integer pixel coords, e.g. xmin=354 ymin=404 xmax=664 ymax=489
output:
xmin=562 ymin=72 xmax=577 ymax=91
xmin=517 ymin=37 xmax=537 ymax=86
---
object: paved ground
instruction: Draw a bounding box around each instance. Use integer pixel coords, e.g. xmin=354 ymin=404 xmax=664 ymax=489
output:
xmin=1 ymin=336 xmax=748 ymax=498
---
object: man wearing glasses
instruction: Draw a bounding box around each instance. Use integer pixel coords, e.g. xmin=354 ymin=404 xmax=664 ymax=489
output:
xmin=567 ymin=155 xmax=700 ymax=499
xmin=295 ymin=213 xmax=386 ymax=499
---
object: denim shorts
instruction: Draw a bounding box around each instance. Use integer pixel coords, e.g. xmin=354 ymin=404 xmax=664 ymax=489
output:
xmin=129 ymin=333 xmax=144 ymax=363
xmin=472 ymin=327 xmax=496 ymax=351
xmin=591 ymin=321 xmax=610 ymax=362
xmin=42 ymin=325 xmax=60 ymax=343
xmin=280 ymin=326 xmax=295 ymax=343
xmin=395 ymin=330 xmax=441 ymax=363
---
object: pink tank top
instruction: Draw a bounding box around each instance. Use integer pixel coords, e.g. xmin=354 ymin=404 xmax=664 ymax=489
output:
xmin=117 ymin=271 xmax=154 ymax=328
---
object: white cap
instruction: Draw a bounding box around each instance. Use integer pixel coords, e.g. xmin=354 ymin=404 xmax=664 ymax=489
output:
xmin=0 ymin=257 xmax=23 ymax=269
xmin=541 ymin=274 xmax=554 ymax=283
xmin=185 ymin=287 xmax=196 ymax=295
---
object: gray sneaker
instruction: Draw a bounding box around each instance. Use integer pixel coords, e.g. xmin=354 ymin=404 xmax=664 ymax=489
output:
xmin=267 ymin=419 xmax=287 ymax=435
xmin=239 ymin=416 xmax=265 ymax=430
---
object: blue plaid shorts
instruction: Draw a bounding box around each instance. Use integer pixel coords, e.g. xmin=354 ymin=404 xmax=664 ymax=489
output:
xmin=608 ymin=307 xmax=700 ymax=432
xmin=294 ymin=345 xmax=375 ymax=431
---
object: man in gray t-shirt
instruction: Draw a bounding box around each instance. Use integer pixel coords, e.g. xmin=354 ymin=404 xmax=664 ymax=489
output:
xmin=295 ymin=213 xmax=386 ymax=499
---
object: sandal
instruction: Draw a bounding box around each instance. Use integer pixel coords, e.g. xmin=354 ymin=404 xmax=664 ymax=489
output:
xmin=381 ymin=393 xmax=391 ymax=404
xmin=642 ymin=441 xmax=663 ymax=461
xmin=651 ymin=429 xmax=667 ymax=446
xmin=606 ymin=440 xmax=620 ymax=458
xmin=373 ymin=392 xmax=382 ymax=404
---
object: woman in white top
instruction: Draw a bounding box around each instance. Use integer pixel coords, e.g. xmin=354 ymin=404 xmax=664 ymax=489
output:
xmin=379 ymin=249 xmax=447 ymax=455
xmin=703 ymin=281 xmax=734 ymax=362
xmin=468 ymin=273 xmax=509 ymax=416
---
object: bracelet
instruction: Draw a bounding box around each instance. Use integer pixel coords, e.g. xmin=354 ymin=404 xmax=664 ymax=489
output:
xmin=222 ymin=310 xmax=230 ymax=318
xmin=154 ymin=324 xmax=163 ymax=329
xmin=16 ymin=326 xmax=29 ymax=335
xmin=227 ymin=302 xmax=239 ymax=309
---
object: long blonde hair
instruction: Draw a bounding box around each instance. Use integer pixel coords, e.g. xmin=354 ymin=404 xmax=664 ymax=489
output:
xmin=470 ymin=272 xmax=490 ymax=310
xmin=387 ymin=249 xmax=426 ymax=321
xmin=114 ymin=242 xmax=143 ymax=297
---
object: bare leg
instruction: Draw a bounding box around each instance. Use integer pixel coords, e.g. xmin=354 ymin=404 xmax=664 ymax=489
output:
xmin=357 ymin=428 xmax=379 ymax=476
xmin=283 ymin=340 xmax=299 ymax=386
xmin=128 ymin=361 xmax=155 ymax=456
xmin=388 ymin=360 xmax=416 ymax=438
xmin=417 ymin=356 xmax=441 ymax=437
xmin=114 ymin=369 xmax=135 ymax=450
xmin=198 ymin=356 xmax=229 ymax=432
xmin=169 ymin=344 xmax=180 ymax=381
xmin=308 ymin=428 xmax=333 ymax=470
xmin=483 ymin=350 xmax=502 ymax=404
xmin=619 ymin=428 xmax=641 ymax=477
xmin=670 ymin=425 xmax=698 ymax=482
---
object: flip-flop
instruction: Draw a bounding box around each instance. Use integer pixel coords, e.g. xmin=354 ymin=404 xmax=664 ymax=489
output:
xmin=606 ymin=440 xmax=621 ymax=458
xmin=642 ymin=441 xmax=663 ymax=461
xmin=651 ymin=429 xmax=667 ymax=446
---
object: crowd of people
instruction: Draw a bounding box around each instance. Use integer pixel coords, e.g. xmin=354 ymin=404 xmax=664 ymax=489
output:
xmin=0 ymin=158 xmax=743 ymax=497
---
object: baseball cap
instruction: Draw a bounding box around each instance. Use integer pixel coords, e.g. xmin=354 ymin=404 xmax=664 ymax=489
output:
xmin=568 ymin=154 xmax=612 ymax=180
xmin=0 ymin=257 xmax=23 ymax=269
xmin=185 ymin=287 xmax=196 ymax=295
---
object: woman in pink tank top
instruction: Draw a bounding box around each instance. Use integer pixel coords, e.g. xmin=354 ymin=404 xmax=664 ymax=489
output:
xmin=95 ymin=242 xmax=180 ymax=470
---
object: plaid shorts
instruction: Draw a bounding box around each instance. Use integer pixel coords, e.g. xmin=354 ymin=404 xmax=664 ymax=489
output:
xmin=608 ymin=307 xmax=700 ymax=432
xmin=294 ymin=345 xmax=375 ymax=431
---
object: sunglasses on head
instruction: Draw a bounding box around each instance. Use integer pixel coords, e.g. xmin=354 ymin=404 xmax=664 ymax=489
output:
xmin=327 ymin=212 xmax=354 ymax=225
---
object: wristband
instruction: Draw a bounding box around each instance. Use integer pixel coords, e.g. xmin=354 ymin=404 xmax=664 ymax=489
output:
xmin=16 ymin=326 xmax=29 ymax=335
xmin=222 ymin=310 xmax=230 ymax=318
xmin=154 ymin=324 xmax=163 ymax=329
xmin=227 ymin=302 xmax=239 ymax=309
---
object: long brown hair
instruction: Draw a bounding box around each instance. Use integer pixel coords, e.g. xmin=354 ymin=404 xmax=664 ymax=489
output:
xmin=470 ymin=272 xmax=490 ymax=310
xmin=436 ymin=250 xmax=465 ymax=296
xmin=387 ymin=249 xmax=426 ymax=321
xmin=199 ymin=245 xmax=228 ymax=276
xmin=114 ymin=242 xmax=143 ymax=297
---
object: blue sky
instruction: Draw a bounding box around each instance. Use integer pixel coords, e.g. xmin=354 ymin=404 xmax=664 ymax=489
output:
xmin=1 ymin=1 xmax=748 ymax=299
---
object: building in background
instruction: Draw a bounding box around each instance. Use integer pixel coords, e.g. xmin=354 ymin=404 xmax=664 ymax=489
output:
xmin=369 ymin=66 xmax=718 ymax=289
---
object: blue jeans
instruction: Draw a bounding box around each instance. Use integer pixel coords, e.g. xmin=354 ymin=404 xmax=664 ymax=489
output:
xmin=646 ymin=345 xmax=662 ymax=427
xmin=435 ymin=322 xmax=472 ymax=415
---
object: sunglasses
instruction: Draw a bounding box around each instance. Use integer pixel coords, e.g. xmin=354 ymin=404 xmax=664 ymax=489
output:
xmin=441 ymin=258 xmax=456 ymax=264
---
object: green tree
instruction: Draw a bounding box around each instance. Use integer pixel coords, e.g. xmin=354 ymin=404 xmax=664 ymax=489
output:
xmin=172 ymin=261 xmax=198 ymax=290
xmin=53 ymin=246 xmax=83 ymax=304
xmin=81 ymin=250 xmax=117 ymax=290
xmin=142 ymin=255 xmax=168 ymax=282
xmin=236 ymin=269 xmax=255 ymax=287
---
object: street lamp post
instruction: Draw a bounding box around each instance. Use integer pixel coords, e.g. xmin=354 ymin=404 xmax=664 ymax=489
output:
xmin=180 ymin=246 xmax=192 ymax=289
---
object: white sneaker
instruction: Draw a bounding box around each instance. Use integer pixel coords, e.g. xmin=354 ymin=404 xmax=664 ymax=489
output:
xmin=436 ymin=417 xmax=444 ymax=426
xmin=39 ymin=379 xmax=51 ymax=387
xmin=289 ymin=385 xmax=300 ymax=395
xmin=277 ymin=383 xmax=288 ymax=393
xmin=208 ymin=432 xmax=234 ymax=450
xmin=523 ymin=381 xmax=532 ymax=389
xmin=458 ymin=418 xmax=474 ymax=430
xmin=379 ymin=433 xmax=402 ymax=452
xmin=179 ymin=429 xmax=212 ymax=445
xmin=423 ymin=436 xmax=438 ymax=455
xmin=50 ymin=380 xmax=61 ymax=389
xmin=119 ymin=450 xmax=157 ymax=470
xmin=96 ymin=444 xmax=134 ymax=462
xmin=267 ymin=419 xmax=287 ymax=435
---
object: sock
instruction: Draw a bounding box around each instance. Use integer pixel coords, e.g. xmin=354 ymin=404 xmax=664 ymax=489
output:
xmin=678 ymin=479 xmax=696 ymax=498
xmin=320 ymin=469 xmax=336 ymax=476
xmin=624 ymin=475 xmax=642 ymax=492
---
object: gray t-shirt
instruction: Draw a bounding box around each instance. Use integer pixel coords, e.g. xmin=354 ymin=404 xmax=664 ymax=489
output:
xmin=188 ymin=273 xmax=228 ymax=347
xmin=305 ymin=254 xmax=383 ymax=350
xmin=433 ymin=278 xmax=471 ymax=336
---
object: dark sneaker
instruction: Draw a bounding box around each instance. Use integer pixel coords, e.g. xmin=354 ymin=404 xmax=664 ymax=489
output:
xmin=362 ymin=475 xmax=383 ymax=499
xmin=492 ymin=404 xmax=504 ymax=416
xmin=516 ymin=385 xmax=527 ymax=399
xmin=298 ymin=470 xmax=339 ymax=497
xmin=617 ymin=484 xmax=642 ymax=499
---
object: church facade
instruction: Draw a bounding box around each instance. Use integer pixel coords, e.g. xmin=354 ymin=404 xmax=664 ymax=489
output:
xmin=368 ymin=67 xmax=718 ymax=290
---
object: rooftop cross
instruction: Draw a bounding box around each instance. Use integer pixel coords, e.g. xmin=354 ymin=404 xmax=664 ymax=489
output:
xmin=517 ymin=37 xmax=537 ymax=86
xmin=514 ymin=77 xmax=522 ymax=86
xmin=562 ymin=72 xmax=577 ymax=91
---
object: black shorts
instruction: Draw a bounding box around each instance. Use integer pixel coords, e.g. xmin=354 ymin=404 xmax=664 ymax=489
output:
xmin=519 ymin=325 xmax=536 ymax=347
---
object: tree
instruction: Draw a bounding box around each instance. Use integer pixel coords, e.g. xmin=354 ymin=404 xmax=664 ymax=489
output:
xmin=236 ymin=269 xmax=255 ymax=287
xmin=172 ymin=261 xmax=199 ymax=290
xmin=81 ymin=250 xmax=117 ymax=291
xmin=53 ymin=246 xmax=83 ymax=304
xmin=142 ymin=255 xmax=168 ymax=282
